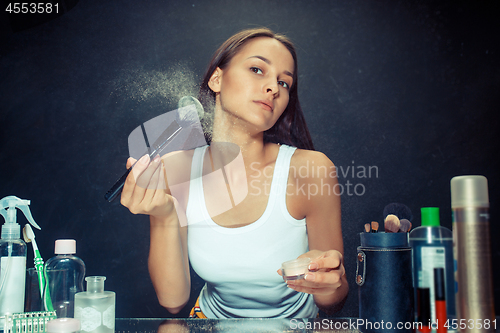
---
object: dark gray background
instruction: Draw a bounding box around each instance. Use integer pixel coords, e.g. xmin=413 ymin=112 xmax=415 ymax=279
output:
xmin=1 ymin=0 xmax=499 ymax=318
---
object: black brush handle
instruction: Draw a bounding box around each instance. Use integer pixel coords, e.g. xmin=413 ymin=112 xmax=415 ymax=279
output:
xmin=105 ymin=120 xmax=181 ymax=203
xmin=104 ymin=167 xmax=133 ymax=202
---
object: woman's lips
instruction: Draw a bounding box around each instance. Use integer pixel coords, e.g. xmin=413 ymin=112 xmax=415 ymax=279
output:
xmin=254 ymin=100 xmax=274 ymax=111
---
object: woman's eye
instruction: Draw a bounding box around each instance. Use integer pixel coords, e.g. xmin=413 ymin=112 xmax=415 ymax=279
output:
xmin=250 ymin=67 xmax=263 ymax=74
xmin=279 ymin=81 xmax=290 ymax=89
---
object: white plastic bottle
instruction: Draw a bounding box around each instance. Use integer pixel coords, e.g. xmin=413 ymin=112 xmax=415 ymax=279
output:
xmin=44 ymin=239 xmax=86 ymax=318
xmin=0 ymin=196 xmax=41 ymax=328
xmin=74 ymin=276 xmax=115 ymax=333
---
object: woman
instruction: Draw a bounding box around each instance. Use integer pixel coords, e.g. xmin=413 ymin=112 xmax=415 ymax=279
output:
xmin=121 ymin=28 xmax=348 ymax=318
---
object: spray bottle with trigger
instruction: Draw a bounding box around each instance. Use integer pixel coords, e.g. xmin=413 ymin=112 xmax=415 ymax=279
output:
xmin=0 ymin=196 xmax=41 ymax=325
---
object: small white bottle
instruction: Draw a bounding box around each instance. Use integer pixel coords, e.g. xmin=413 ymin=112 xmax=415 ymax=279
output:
xmin=44 ymin=239 xmax=86 ymax=317
xmin=74 ymin=276 xmax=115 ymax=333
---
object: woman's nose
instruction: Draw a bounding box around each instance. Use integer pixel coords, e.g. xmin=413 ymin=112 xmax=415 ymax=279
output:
xmin=265 ymin=81 xmax=279 ymax=95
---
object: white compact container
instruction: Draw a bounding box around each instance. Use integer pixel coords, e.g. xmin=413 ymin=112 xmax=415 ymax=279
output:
xmin=46 ymin=318 xmax=81 ymax=333
xmin=281 ymin=257 xmax=311 ymax=281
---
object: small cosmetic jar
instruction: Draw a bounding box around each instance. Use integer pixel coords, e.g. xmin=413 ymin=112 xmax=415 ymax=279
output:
xmin=281 ymin=257 xmax=311 ymax=281
xmin=46 ymin=318 xmax=81 ymax=333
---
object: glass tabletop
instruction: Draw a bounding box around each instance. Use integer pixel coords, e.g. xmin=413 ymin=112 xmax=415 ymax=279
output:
xmin=116 ymin=318 xmax=363 ymax=333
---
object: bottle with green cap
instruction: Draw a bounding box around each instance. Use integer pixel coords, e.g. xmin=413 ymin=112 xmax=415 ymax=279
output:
xmin=409 ymin=207 xmax=455 ymax=326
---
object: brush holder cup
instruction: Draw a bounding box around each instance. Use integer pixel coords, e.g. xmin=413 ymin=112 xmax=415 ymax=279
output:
xmin=356 ymin=232 xmax=414 ymax=333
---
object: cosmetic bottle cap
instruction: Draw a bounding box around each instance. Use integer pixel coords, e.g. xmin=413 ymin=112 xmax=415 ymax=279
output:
xmin=55 ymin=239 xmax=76 ymax=254
xmin=421 ymin=207 xmax=440 ymax=227
xmin=451 ymin=175 xmax=489 ymax=208
xmin=46 ymin=318 xmax=80 ymax=333
xmin=86 ymin=276 xmax=106 ymax=293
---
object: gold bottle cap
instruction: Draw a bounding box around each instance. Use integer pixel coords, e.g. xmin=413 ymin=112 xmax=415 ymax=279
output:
xmin=451 ymin=175 xmax=489 ymax=208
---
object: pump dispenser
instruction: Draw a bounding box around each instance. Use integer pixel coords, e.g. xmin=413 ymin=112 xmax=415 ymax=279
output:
xmin=0 ymin=196 xmax=41 ymax=327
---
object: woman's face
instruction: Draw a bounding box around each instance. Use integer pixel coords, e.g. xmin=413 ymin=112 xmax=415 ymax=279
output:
xmin=209 ymin=37 xmax=295 ymax=134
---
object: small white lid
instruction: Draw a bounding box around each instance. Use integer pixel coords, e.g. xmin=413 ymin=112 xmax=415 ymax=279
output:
xmin=54 ymin=239 xmax=76 ymax=254
xmin=451 ymin=175 xmax=489 ymax=208
xmin=46 ymin=318 xmax=81 ymax=333
xmin=281 ymin=257 xmax=311 ymax=269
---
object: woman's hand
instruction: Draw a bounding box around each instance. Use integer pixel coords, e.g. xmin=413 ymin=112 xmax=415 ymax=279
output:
xmin=279 ymin=249 xmax=345 ymax=296
xmin=120 ymin=154 xmax=177 ymax=218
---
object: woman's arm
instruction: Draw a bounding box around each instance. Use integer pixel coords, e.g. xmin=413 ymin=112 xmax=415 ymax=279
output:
xmin=149 ymin=212 xmax=190 ymax=313
xmin=120 ymin=154 xmax=191 ymax=314
xmin=286 ymin=150 xmax=349 ymax=315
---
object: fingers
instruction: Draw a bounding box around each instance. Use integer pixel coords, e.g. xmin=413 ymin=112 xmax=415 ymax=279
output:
xmin=304 ymin=263 xmax=345 ymax=285
xmin=309 ymin=250 xmax=343 ymax=271
xmin=285 ymin=250 xmax=345 ymax=295
xmin=132 ymin=155 xmax=162 ymax=192
xmin=141 ymin=157 xmax=164 ymax=206
xmin=286 ymin=283 xmax=333 ymax=296
xmin=132 ymin=155 xmax=154 ymax=188
xmin=121 ymin=154 xmax=163 ymax=214
xmin=286 ymin=265 xmax=344 ymax=295
xmin=126 ymin=157 xmax=137 ymax=169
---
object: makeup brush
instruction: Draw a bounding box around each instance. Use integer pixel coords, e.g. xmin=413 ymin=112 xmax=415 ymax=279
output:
xmin=384 ymin=214 xmax=401 ymax=233
xmin=370 ymin=221 xmax=379 ymax=233
xmin=364 ymin=223 xmax=371 ymax=233
xmin=399 ymin=219 xmax=412 ymax=232
xmin=104 ymin=96 xmax=205 ymax=202
xmin=383 ymin=202 xmax=413 ymax=221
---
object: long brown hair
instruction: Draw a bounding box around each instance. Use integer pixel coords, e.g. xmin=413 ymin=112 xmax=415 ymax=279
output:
xmin=198 ymin=28 xmax=315 ymax=150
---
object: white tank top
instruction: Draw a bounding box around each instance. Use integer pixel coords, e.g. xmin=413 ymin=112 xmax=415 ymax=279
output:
xmin=186 ymin=144 xmax=318 ymax=318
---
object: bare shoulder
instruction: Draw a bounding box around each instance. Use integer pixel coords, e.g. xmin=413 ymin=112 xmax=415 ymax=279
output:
xmin=290 ymin=149 xmax=337 ymax=181
xmin=286 ymin=148 xmax=340 ymax=221
xmin=292 ymin=149 xmax=335 ymax=166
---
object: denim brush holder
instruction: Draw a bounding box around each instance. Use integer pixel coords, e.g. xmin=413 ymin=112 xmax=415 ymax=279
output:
xmin=356 ymin=232 xmax=414 ymax=333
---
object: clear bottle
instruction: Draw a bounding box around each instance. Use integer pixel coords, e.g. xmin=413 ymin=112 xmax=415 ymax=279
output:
xmin=0 ymin=196 xmax=40 ymax=328
xmin=44 ymin=239 xmax=86 ymax=317
xmin=74 ymin=276 xmax=115 ymax=333
xmin=409 ymin=207 xmax=455 ymax=324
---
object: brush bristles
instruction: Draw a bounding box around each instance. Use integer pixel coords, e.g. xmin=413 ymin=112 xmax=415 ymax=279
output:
xmin=178 ymin=96 xmax=204 ymax=123
xmin=364 ymin=223 xmax=371 ymax=233
xmin=384 ymin=214 xmax=401 ymax=233
xmin=383 ymin=202 xmax=412 ymax=221
xmin=399 ymin=219 xmax=412 ymax=232
xmin=370 ymin=221 xmax=379 ymax=233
